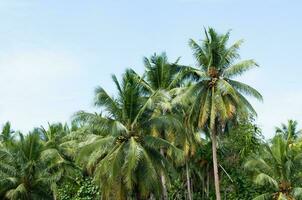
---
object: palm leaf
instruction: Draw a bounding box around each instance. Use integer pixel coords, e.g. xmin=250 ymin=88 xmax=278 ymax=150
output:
xmin=223 ymin=59 xmax=258 ymax=78
xmin=227 ymin=79 xmax=263 ymax=101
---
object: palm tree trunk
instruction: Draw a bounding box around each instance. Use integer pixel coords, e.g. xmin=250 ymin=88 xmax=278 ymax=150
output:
xmin=160 ymin=148 xmax=168 ymax=200
xmin=53 ymin=193 xmax=57 ymax=200
xmin=211 ymin=127 xmax=221 ymax=200
xmin=52 ymin=185 xmax=57 ymax=200
xmin=136 ymin=192 xmax=142 ymax=200
xmin=186 ymin=160 xmax=193 ymax=200
xmin=206 ymin=166 xmax=209 ymax=199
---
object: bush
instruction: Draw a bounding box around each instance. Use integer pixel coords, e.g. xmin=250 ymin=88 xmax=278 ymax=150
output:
xmin=57 ymin=174 xmax=100 ymax=200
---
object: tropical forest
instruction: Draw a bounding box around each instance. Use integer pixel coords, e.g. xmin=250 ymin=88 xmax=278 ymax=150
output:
xmin=1 ymin=28 xmax=301 ymax=200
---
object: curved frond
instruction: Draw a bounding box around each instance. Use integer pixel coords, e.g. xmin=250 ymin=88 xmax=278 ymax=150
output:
xmin=94 ymin=86 xmax=121 ymax=118
xmin=227 ymin=79 xmax=263 ymax=101
xmin=223 ymin=59 xmax=258 ymax=78
xmin=253 ymin=193 xmax=273 ymax=200
xmin=292 ymin=187 xmax=302 ymax=198
xmin=189 ymin=39 xmax=208 ymax=70
xmin=123 ymin=137 xmax=144 ymax=189
xmin=254 ymin=173 xmax=278 ymax=190
xmin=144 ymin=135 xmax=184 ymax=164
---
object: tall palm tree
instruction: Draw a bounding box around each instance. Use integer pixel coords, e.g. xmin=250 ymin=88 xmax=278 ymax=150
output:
xmin=140 ymin=52 xmax=209 ymax=200
xmin=171 ymin=99 xmax=204 ymax=200
xmin=276 ymin=120 xmax=302 ymax=141
xmin=245 ymin=135 xmax=302 ymax=200
xmin=0 ymin=132 xmax=63 ymax=200
xmin=138 ymin=52 xmax=188 ymax=199
xmin=74 ymin=69 xmax=183 ymax=199
xmin=186 ymin=28 xmax=262 ymax=199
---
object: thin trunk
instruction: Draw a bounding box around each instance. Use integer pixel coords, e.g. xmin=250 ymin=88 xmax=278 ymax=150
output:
xmin=160 ymin=148 xmax=168 ymax=200
xmin=186 ymin=161 xmax=193 ymax=200
xmin=201 ymin=175 xmax=204 ymax=200
xmin=52 ymin=186 xmax=57 ymax=200
xmin=136 ymin=192 xmax=142 ymax=200
xmin=149 ymin=193 xmax=155 ymax=200
xmin=211 ymin=128 xmax=221 ymax=200
xmin=200 ymin=170 xmax=204 ymax=200
xmin=135 ymin=186 xmax=142 ymax=200
xmin=190 ymin=174 xmax=194 ymax=200
xmin=206 ymin=165 xmax=210 ymax=199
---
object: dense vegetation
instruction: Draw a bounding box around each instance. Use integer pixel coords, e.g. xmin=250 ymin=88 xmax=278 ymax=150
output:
xmin=1 ymin=28 xmax=301 ymax=200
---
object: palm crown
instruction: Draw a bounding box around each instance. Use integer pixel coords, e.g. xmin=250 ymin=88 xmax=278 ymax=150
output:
xmin=74 ymin=69 xmax=183 ymax=199
xmin=188 ymin=28 xmax=262 ymax=130
xmin=0 ymin=132 xmax=63 ymax=200
xmin=184 ymin=28 xmax=263 ymax=200
xmin=0 ymin=122 xmax=15 ymax=146
xmin=276 ymin=119 xmax=302 ymax=140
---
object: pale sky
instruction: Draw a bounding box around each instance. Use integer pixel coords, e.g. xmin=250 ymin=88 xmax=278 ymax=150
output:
xmin=0 ymin=0 xmax=301 ymax=138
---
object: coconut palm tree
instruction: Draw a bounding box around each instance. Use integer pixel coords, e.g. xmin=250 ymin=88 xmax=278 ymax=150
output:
xmin=185 ymin=28 xmax=263 ymax=199
xmin=137 ymin=52 xmax=190 ymax=199
xmin=39 ymin=123 xmax=69 ymax=142
xmin=39 ymin=122 xmax=76 ymax=162
xmin=0 ymin=132 xmax=63 ymax=200
xmin=74 ymin=69 xmax=183 ymax=199
xmin=245 ymin=135 xmax=302 ymax=200
xmin=38 ymin=123 xmax=79 ymax=199
xmin=170 ymin=99 xmax=204 ymax=200
xmin=276 ymin=120 xmax=302 ymax=141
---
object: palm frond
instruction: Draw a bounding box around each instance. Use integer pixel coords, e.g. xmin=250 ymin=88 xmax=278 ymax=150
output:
xmin=144 ymin=135 xmax=184 ymax=164
xmin=292 ymin=187 xmax=302 ymax=198
xmin=253 ymin=193 xmax=273 ymax=200
xmin=223 ymin=59 xmax=258 ymax=78
xmin=94 ymin=86 xmax=121 ymax=118
xmin=123 ymin=137 xmax=144 ymax=189
xmin=254 ymin=173 xmax=278 ymax=189
xmin=227 ymin=79 xmax=263 ymax=101
xmin=189 ymin=39 xmax=208 ymax=70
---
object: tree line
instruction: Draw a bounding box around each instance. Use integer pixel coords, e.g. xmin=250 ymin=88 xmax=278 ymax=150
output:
xmin=1 ymin=28 xmax=302 ymax=200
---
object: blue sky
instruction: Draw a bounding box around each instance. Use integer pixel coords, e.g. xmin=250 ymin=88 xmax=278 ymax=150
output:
xmin=0 ymin=0 xmax=301 ymax=138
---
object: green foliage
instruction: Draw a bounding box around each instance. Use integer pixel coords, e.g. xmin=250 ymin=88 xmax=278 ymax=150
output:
xmin=245 ymin=135 xmax=302 ymax=199
xmin=184 ymin=27 xmax=262 ymax=199
xmin=218 ymin=120 xmax=264 ymax=199
xmin=0 ymin=122 xmax=15 ymax=144
xmin=0 ymin=132 xmax=55 ymax=199
xmin=57 ymin=175 xmax=100 ymax=200
xmin=220 ymin=165 xmax=266 ymax=200
xmin=275 ymin=119 xmax=302 ymax=141
xmin=0 ymin=122 xmax=80 ymax=200
xmin=168 ymin=178 xmax=187 ymax=199
xmin=187 ymin=27 xmax=262 ymax=130
xmin=74 ymin=69 xmax=184 ymax=199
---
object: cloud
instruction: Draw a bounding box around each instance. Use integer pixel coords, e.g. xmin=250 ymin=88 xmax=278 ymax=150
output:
xmin=0 ymin=48 xmax=82 ymax=132
xmin=0 ymin=49 xmax=78 ymax=96
xmin=0 ymin=49 xmax=76 ymax=73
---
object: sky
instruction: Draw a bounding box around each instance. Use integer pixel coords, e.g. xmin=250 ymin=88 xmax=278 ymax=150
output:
xmin=0 ymin=0 xmax=301 ymax=138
